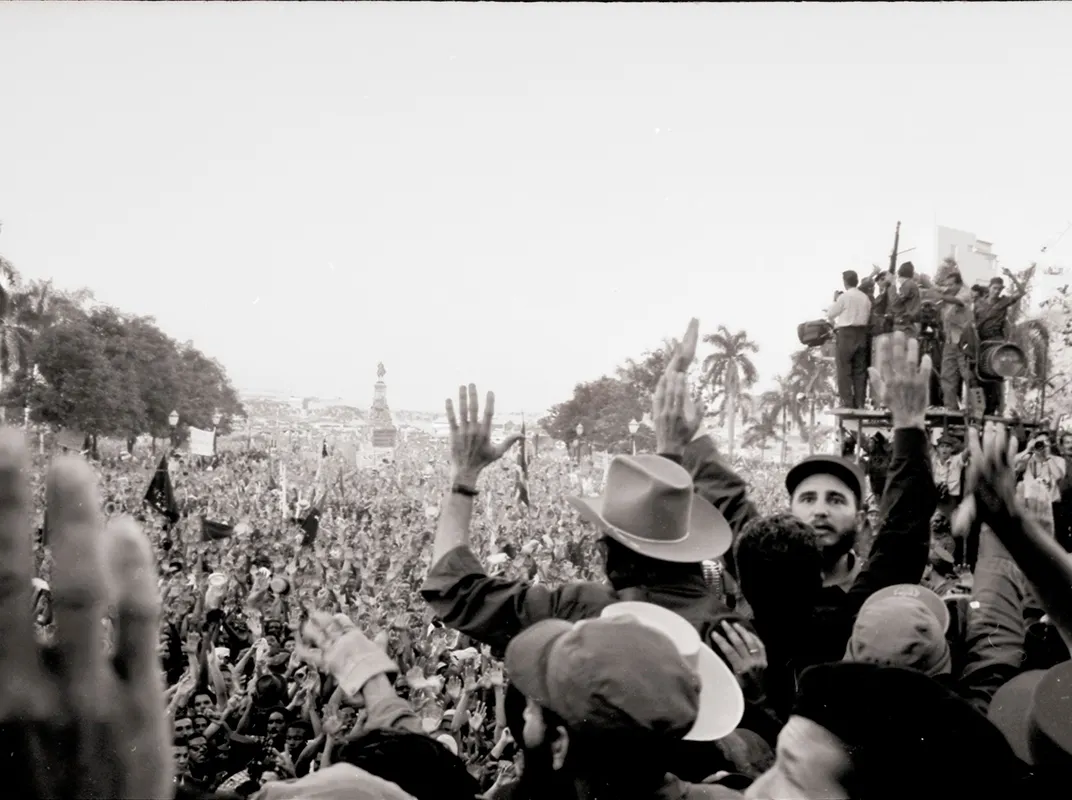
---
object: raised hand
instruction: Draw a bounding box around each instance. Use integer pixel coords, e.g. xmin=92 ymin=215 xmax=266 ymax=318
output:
xmin=0 ymin=435 xmax=173 ymax=798
xmin=666 ymin=318 xmax=700 ymax=374
xmin=445 ymin=675 xmax=462 ymax=703
xmin=445 ymin=384 xmax=523 ymax=488
xmin=468 ymin=700 xmax=487 ymax=731
xmin=868 ymin=332 xmax=930 ymax=429
xmin=966 ymin=423 xmax=1020 ymax=523
xmin=653 ymin=370 xmax=704 ymax=455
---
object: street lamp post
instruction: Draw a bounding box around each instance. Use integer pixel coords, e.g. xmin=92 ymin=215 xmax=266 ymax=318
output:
xmin=168 ymin=410 xmax=179 ymax=451
xmin=628 ymin=419 xmax=640 ymax=455
xmin=575 ymin=423 xmax=584 ymax=464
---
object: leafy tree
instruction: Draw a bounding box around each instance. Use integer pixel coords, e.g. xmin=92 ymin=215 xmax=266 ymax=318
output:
xmin=701 ymin=326 xmax=759 ymax=459
xmin=540 ymin=376 xmax=648 ymax=454
xmin=28 ymin=318 xmax=124 ymax=441
xmin=175 ymin=343 xmax=244 ymax=435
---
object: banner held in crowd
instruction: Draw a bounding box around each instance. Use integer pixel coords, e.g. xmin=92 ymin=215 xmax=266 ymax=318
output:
xmin=201 ymin=517 xmax=234 ymax=542
xmin=189 ymin=427 xmax=215 ymax=457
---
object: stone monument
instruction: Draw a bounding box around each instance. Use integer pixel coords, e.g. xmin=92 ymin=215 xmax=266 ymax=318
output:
xmin=368 ymin=362 xmax=398 ymax=449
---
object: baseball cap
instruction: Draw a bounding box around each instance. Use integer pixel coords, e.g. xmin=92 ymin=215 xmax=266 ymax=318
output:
xmin=865 ymin=584 xmax=950 ymax=632
xmin=504 ymin=615 xmax=705 ymax=743
xmin=785 ymin=455 xmax=866 ymax=506
xmin=844 ymin=593 xmax=952 ymax=678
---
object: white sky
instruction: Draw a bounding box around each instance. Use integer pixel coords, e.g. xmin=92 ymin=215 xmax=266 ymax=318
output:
xmin=2 ymin=2 xmax=1071 ymax=413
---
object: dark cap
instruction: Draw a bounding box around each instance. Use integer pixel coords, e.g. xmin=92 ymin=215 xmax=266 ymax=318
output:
xmin=504 ymin=617 xmax=701 ymax=741
xmin=786 ymin=455 xmax=866 ymax=506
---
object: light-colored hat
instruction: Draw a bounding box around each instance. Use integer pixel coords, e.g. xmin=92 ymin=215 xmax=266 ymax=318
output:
xmin=601 ymin=601 xmax=745 ymax=741
xmin=566 ymin=455 xmax=731 ymax=563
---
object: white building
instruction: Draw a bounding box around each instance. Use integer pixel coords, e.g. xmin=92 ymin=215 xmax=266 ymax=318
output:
xmin=936 ymin=226 xmax=998 ymax=288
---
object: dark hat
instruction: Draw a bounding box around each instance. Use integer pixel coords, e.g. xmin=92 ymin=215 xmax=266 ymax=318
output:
xmin=795 ymin=663 xmax=1025 ymax=796
xmin=505 ymin=616 xmax=704 ymax=742
xmin=785 ymin=455 xmax=866 ymax=506
xmin=567 ymin=455 xmax=731 ymax=563
xmin=988 ymin=660 xmax=1072 ymax=768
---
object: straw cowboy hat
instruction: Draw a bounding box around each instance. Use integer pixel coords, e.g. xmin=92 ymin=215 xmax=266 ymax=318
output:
xmin=566 ymin=454 xmax=732 ymax=563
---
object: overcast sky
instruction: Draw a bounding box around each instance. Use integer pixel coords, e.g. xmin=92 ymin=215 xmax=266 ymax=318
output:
xmin=2 ymin=3 xmax=1071 ymax=413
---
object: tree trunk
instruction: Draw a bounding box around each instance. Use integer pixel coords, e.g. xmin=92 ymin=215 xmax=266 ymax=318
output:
xmin=726 ymin=392 xmax=737 ymax=460
xmin=808 ymin=399 xmax=816 ymax=456
xmin=781 ymin=409 xmax=789 ymax=465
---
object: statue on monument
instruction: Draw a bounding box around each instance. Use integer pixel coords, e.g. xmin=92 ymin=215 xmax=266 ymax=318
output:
xmin=377 ymin=362 xmax=386 ymax=381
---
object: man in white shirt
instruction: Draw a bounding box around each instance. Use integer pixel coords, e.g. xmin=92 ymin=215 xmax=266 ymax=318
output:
xmin=827 ymin=270 xmax=872 ymax=409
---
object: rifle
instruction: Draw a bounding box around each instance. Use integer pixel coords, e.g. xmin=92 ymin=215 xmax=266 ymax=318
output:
xmin=888 ymin=221 xmax=901 ymax=275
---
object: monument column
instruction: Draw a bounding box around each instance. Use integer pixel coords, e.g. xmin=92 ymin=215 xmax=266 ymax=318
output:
xmin=369 ymin=362 xmax=398 ymax=449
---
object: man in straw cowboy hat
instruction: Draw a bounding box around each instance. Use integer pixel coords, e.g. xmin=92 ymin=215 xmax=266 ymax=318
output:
xmin=421 ymin=319 xmax=774 ymax=780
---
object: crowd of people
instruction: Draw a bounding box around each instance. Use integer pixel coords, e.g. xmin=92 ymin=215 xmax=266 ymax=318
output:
xmin=6 ymin=321 xmax=1072 ymax=799
xmin=825 ymin=257 xmax=1027 ymax=415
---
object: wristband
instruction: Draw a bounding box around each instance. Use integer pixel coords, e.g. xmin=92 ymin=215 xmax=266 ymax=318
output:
xmin=452 ymin=484 xmax=479 ymax=498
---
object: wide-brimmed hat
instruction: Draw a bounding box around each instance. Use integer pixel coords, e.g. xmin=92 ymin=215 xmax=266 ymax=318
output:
xmin=566 ymin=454 xmax=731 ymax=563
xmin=601 ymin=601 xmax=745 ymax=741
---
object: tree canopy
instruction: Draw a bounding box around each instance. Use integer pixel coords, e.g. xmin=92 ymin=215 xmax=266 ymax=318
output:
xmin=0 ymin=268 xmax=243 ymax=445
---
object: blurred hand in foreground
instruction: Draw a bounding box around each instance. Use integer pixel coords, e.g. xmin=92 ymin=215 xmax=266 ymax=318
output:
xmin=0 ymin=430 xmax=173 ymax=798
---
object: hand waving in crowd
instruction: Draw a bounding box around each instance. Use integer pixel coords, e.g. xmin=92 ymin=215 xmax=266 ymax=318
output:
xmin=654 ymin=317 xmax=704 ymax=455
xmin=0 ymin=431 xmax=171 ymax=798
xmin=868 ymin=331 xmax=930 ymax=429
xmin=446 ymin=384 xmax=523 ymax=489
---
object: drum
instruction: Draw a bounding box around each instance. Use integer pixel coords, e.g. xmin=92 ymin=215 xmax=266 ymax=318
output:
xmin=979 ymin=342 xmax=1027 ymax=379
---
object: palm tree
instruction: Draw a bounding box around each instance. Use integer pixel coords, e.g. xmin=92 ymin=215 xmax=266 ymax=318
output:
xmin=701 ymin=326 xmax=759 ymax=459
xmin=741 ymin=413 xmax=779 ymax=460
xmin=1001 ymin=264 xmax=1051 ymax=416
xmin=0 ymin=257 xmax=31 ymax=424
xmin=788 ymin=348 xmax=838 ymax=454
xmin=760 ymin=375 xmax=804 ymax=465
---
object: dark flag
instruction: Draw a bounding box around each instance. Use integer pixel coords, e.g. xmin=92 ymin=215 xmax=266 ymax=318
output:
xmin=299 ymin=507 xmax=321 ymax=547
xmin=322 ymin=440 xmax=328 ymax=458
xmin=144 ymin=455 xmax=180 ymax=527
xmin=516 ymin=422 xmax=530 ymax=508
xmin=201 ymin=517 xmax=234 ymax=542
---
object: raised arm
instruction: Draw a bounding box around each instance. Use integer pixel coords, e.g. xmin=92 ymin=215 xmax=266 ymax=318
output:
xmin=422 ymin=385 xmax=612 ymax=652
xmin=848 ymin=333 xmax=937 ymax=608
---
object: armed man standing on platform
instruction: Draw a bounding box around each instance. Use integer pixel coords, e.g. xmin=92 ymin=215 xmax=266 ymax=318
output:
xmin=827 ymin=270 xmax=872 ymax=409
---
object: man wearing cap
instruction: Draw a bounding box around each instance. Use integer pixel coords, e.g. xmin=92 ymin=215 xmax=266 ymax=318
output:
xmin=728 ymin=333 xmax=937 ymax=718
xmin=826 ymin=269 xmax=872 ymax=409
xmin=932 ymin=262 xmax=975 ymax=410
xmin=502 ymin=607 xmax=746 ymax=799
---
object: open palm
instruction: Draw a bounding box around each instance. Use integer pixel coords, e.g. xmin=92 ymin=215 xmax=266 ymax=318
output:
xmin=446 ymin=384 xmax=522 ymax=485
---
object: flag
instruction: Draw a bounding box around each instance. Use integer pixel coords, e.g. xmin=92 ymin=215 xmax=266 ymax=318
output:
xmin=298 ymin=507 xmax=321 ymax=547
xmin=201 ymin=517 xmax=234 ymax=542
xmin=516 ymin=422 xmax=530 ymax=507
xmin=322 ymin=440 xmax=328 ymax=459
xmin=144 ymin=455 xmax=180 ymax=527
